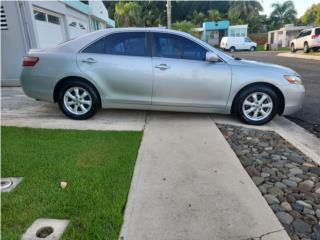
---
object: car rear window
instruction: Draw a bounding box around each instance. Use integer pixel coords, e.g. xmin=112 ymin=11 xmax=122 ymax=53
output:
xmin=83 ymin=32 xmax=149 ymax=57
xmin=315 ymin=28 xmax=320 ymax=35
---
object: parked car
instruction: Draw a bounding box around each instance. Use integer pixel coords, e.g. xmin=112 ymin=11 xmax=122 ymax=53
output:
xmin=21 ymin=28 xmax=305 ymax=125
xmin=290 ymin=27 xmax=320 ymax=53
xmin=220 ymin=36 xmax=257 ymax=52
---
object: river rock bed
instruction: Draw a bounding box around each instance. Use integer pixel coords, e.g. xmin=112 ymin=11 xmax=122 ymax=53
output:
xmin=218 ymin=124 xmax=320 ymax=240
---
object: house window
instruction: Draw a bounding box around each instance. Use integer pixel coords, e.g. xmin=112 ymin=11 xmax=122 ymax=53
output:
xmin=33 ymin=9 xmax=60 ymax=25
xmin=48 ymin=14 xmax=60 ymax=25
xmin=1 ymin=5 xmax=8 ymax=30
xmin=34 ymin=10 xmax=46 ymax=21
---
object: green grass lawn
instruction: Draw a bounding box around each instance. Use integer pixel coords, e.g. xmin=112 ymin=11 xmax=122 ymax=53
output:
xmin=1 ymin=126 xmax=142 ymax=240
xmin=256 ymin=44 xmax=290 ymax=52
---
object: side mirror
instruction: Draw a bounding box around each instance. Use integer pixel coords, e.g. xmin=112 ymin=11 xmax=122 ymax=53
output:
xmin=206 ymin=52 xmax=219 ymax=62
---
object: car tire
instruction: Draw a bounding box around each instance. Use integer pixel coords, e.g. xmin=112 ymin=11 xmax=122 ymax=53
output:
xmin=291 ymin=44 xmax=296 ymax=53
xmin=230 ymin=46 xmax=235 ymax=53
xmin=304 ymin=42 xmax=310 ymax=53
xmin=250 ymin=46 xmax=256 ymax=52
xmin=233 ymin=85 xmax=279 ymax=125
xmin=58 ymin=80 xmax=100 ymax=120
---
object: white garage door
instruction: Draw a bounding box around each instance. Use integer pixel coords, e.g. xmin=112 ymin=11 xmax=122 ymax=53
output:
xmin=33 ymin=8 xmax=65 ymax=48
xmin=67 ymin=16 xmax=88 ymax=39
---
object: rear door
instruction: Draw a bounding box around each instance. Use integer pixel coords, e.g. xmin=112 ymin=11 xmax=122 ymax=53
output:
xmin=151 ymin=32 xmax=232 ymax=109
xmin=299 ymin=30 xmax=312 ymax=49
xmin=77 ymin=31 xmax=153 ymax=105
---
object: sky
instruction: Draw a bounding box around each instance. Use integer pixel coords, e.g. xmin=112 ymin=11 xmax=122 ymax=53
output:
xmin=260 ymin=0 xmax=320 ymax=17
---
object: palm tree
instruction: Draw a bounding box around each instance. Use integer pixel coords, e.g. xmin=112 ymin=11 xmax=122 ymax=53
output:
xmin=115 ymin=2 xmax=142 ymax=27
xmin=207 ymin=9 xmax=221 ymax=22
xmin=270 ymin=0 xmax=297 ymax=29
xmin=230 ymin=0 xmax=263 ymax=18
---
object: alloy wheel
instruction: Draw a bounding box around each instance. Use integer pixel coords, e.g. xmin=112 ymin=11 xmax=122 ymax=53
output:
xmin=242 ymin=92 xmax=273 ymax=121
xmin=63 ymin=87 xmax=92 ymax=115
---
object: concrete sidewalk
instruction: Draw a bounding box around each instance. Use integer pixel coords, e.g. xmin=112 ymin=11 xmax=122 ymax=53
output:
xmin=120 ymin=113 xmax=289 ymax=240
xmin=277 ymin=52 xmax=320 ymax=60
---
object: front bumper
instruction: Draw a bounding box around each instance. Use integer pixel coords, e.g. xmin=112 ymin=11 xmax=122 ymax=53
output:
xmin=281 ymin=83 xmax=305 ymax=115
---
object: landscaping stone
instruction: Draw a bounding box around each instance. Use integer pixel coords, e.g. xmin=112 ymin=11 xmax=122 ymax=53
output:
xmin=292 ymin=219 xmax=312 ymax=234
xmin=276 ymin=212 xmax=294 ymax=224
xmin=268 ymin=187 xmax=284 ymax=198
xmin=283 ymin=179 xmax=298 ymax=188
xmin=281 ymin=202 xmax=293 ymax=212
xmin=299 ymin=180 xmax=314 ymax=192
xmin=218 ymin=124 xmax=320 ymax=240
xmin=275 ymin=182 xmax=287 ymax=189
xmin=296 ymin=200 xmax=313 ymax=210
xmin=252 ymin=176 xmax=264 ymax=186
xmin=264 ymin=194 xmax=280 ymax=205
xmin=245 ymin=166 xmax=260 ymax=177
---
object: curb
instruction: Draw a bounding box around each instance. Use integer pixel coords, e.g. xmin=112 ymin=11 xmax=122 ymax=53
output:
xmin=277 ymin=52 xmax=320 ymax=61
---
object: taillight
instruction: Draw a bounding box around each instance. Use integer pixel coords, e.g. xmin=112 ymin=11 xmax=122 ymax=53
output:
xmin=23 ymin=56 xmax=39 ymax=67
xmin=311 ymin=34 xmax=320 ymax=39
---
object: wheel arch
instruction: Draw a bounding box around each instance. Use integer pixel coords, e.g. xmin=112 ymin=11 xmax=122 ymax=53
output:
xmin=231 ymin=82 xmax=285 ymax=115
xmin=53 ymin=76 xmax=101 ymax=106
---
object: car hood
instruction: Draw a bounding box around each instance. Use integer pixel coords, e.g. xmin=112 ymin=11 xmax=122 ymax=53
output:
xmin=228 ymin=58 xmax=299 ymax=76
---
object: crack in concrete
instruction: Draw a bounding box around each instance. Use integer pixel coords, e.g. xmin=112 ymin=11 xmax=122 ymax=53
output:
xmin=242 ymin=229 xmax=285 ymax=240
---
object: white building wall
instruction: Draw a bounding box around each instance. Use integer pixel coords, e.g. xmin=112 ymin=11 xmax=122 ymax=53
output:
xmin=1 ymin=1 xmax=27 ymax=85
xmin=1 ymin=1 xmax=104 ymax=86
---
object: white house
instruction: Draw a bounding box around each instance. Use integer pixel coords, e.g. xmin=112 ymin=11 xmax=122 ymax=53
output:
xmin=268 ymin=24 xmax=310 ymax=49
xmin=1 ymin=0 xmax=114 ymax=86
xmin=193 ymin=21 xmax=248 ymax=46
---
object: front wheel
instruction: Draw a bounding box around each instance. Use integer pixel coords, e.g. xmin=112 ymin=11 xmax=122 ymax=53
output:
xmin=58 ymin=80 xmax=100 ymax=120
xmin=291 ymin=44 xmax=296 ymax=53
xmin=233 ymin=86 xmax=279 ymax=125
xmin=304 ymin=42 xmax=310 ymax=53
xmin=250 ymin=46 xmax=256 ymax=52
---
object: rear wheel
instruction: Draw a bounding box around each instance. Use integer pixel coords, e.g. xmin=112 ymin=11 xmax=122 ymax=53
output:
xmin=58 ymin=80 xmax=100 ymax=120
xmin=230 ymin=46 xmax=235 ymax=53
xmin=291 ymin=44 xmax=296 ymax=53
xmin=233 ymin=86 xmax=279 ymax=125
xmin=304 ymin=42 xmax=310 ymax=53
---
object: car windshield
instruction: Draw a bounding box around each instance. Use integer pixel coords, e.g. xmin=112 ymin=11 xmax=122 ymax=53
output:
xmin=316 ymin=28 xmax=320 ymax=35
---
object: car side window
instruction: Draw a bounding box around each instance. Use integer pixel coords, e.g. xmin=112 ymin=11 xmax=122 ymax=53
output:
xmin=83 ymin=32 xmax=148 ymax=57
xmin=297 ymin=32 xmax=303 ymax=38
xmin=245 ymin=37 xmax=251 ymax=42
xmin=304 ymin=30 xmax=312 ymax=36
xmin=154 ymin=33 xmax=206 ymax=61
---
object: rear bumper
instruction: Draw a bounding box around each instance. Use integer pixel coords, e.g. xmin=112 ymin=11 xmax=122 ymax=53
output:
xmin=281 ymin=84 xmax=305 ymax=115
xmin=20 ymin=68 xmax=54 ymax=102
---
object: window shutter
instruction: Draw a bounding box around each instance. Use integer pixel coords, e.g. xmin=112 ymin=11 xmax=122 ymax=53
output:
xmin=1 ymin=5 xmax=8 ymax=30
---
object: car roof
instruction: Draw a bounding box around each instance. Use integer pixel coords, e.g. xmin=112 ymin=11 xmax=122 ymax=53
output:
xmin=48 ymin=27 xmax=233 ymax=62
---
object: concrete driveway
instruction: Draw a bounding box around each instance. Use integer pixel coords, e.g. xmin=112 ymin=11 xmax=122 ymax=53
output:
xmin=232 ymin=51 xmax=320 ymax=138
xmin=1 ymin=87 xmax=146 ymax=131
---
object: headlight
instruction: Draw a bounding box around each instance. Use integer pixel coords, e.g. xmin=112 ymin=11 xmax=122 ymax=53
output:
xmin=284 ymin=75 xmax=302 ymax=84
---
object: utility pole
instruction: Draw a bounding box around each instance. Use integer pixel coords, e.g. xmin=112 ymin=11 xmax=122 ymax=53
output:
xmin=166 ymin=0 xmax=171 ymax=29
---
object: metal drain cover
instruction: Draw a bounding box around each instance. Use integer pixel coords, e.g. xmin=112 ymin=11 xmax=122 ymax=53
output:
xmin=1 ymin=177 xmax=23 ymax=192
xmin=1 ymin=179 xmax=13 ymax=190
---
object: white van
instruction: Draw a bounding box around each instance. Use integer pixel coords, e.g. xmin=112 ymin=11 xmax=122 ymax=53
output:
xmin=220 ymin=37 xmax=257 ymax=52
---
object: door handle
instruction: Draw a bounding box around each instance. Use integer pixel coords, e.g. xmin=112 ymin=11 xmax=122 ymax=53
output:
xmin=155 ymin=64 xmax=169 ymax=70
xmin=82 ymin=58 xmax=97 ymax=64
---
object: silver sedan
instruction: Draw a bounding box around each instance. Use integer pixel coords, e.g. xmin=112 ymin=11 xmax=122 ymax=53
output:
xmin=21 ymin=28 xmax=305 ymax=125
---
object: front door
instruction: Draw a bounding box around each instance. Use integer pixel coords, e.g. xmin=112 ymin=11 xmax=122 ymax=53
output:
xmin=77 ymin=31 xmax=153 ymax=105
xmin=151 ymin=33 xmax=232 ymax=109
